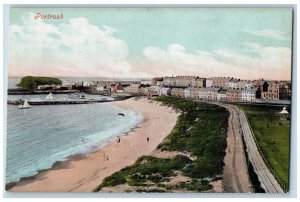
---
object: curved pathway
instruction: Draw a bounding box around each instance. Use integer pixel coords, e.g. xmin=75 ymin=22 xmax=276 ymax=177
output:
xmin=231 ymin=105 xmax=284 ymax=193
xmin=215 ymin=102 xmax=284 ymax=193
xmin=218 ymin=104 xmax=253 ymax=193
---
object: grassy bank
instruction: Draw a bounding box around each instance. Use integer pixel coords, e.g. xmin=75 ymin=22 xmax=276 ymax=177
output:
xmin=238 ymin=104 xmax=290 ymax=191
xmin=95 ymin=97 xmax=229 ymax=192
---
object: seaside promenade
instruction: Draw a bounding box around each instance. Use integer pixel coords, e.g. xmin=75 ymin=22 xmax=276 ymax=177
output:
xmin=236 ymin=105 xmax=284 ymax=193
xmin=207 ymin=102 xmax=252 ymax=193
xmin=215 ymin=102 xmax=284 ymax=193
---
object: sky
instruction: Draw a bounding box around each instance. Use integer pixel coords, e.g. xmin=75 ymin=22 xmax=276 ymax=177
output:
xmin=8 ymin=8 xmax=293 ymax=80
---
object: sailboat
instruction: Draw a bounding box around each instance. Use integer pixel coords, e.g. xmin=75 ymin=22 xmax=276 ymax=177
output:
xmin=18 ymin=99 xmax=31 ymax=109
xmin=45 ymin=92 xmax=55 ymax=100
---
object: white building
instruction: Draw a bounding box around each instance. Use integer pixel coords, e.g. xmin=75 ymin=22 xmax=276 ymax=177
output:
xmin=83 ymin=81 xmax=93 ymax=87
xmin=228 ymin=79 xmax=240 ymax=89
xmin=96 ymin=85 xmax=105 ymax=92
xmin=62 ymin=80 xmax=75 ymax=86
xmin=238 ymin=80 xmax=253 ymax=89
xmin=159 ymin=87 xmax=171 ymax=96
xmin=242 ymin=88 xmax=256 ymax=101
xmin=207 ymin=87 xmax=220 ymax=100
xmin=184 ymin=88 xmax=191 ymax=98
xmin=206 ymin=79 xmax=214 ymax=88
xmin=146 ymin=85 xmax=160 ymax=96
xmin=217 ymin=90 xmax=227 ymax=100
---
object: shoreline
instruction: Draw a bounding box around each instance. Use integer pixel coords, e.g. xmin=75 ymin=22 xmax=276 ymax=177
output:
xmin=5 ymin=153 xmax=87 ymax=190
xmin=7 ymin=97 xmax=178 ymax=192
xmin=6 ymin=100 xmax=143 ymax=189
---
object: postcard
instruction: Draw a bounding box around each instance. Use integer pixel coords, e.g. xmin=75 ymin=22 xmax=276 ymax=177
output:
xmin=6 ymin=7 xmax=292 ymax=193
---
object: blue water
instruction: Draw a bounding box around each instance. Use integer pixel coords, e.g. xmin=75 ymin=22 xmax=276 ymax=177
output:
xmin=6 ymin=99 xmax=143 ymax=183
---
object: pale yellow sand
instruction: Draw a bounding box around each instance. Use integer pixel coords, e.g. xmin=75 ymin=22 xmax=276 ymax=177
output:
xmin=9 ymin=97 xmax=178 ymax=192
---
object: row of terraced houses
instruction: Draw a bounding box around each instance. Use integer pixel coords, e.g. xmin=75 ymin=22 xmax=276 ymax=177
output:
xmin=86 ymin=75 xmax=291 ymax=102
xmin=145 ymin=76 xmax=291 ymax=101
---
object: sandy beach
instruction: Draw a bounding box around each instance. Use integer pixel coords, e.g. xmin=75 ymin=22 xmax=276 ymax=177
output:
xmin=8 ymin=97 xmax=178 ymax=192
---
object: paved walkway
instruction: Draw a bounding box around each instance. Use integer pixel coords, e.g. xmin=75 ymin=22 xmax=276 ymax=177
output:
xmin=218 ymin=104 xmax=253 ymax=193
xmin=229 ymin=105 xmax=284 ymax=193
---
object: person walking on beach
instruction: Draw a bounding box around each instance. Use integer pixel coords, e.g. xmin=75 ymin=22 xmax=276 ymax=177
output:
xmin=102 ymin=153 xmax=109 ymax=162
xmin=147 ymin=137 xmax=149 ymax=142
xmin=103 ymin=153 xmax=107 ymax=162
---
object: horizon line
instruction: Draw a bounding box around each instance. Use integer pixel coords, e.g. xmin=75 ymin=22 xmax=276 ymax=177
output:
xmin=8 ymin=75 xmax=292 ymax=81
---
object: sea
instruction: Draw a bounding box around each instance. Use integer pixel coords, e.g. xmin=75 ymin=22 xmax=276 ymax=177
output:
xmin=5 ymin=78 xmax=143 ymax=184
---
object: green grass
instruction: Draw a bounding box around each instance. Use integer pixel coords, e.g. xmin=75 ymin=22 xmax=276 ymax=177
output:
xmin=95 ymin=155 xmax=194 ymax=191
xmin=239 ymin=104 xmax=290 ymax=191
xmin=165 ymin=180 xmax=212 ymax=191
xmin=95 ymin=97 xmax=229 ymax=192
xmin=156 ymin=97 xmax=229 ymax=179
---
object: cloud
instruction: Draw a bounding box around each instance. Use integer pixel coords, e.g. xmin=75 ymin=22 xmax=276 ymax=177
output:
xmin=9 ymin=13 xmax=132 ymax=77
xmin=9 ymin=13 xmax=291 ymax=80
xmin=242 ymin=28 xmax=290 ymax=41
xmin=142 ymin=43 xmax=291 ymax=80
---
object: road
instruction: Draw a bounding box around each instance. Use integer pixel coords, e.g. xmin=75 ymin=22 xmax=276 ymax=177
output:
xmin=215 ymin=102 xmax=284 ymax=193
xmin=217 ymin=103 xmax=253 ymax=193
xmin=232 ymin=105 xmax=284 ymax=193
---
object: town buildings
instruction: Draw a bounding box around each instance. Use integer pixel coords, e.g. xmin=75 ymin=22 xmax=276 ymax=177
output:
xmin=205 ymin=78 xmax=213 ymax=88
xmin=211 ymin=77 xmax=233 ymax=89
xmin=228 ymin=79 xmax=240 ymax=89
xmin=207 ymin=87 xmax=220 ymax=100
xmin=198 ymin=88 xmax=209 ymax=100
xmin=112 ymin=83 xmax=123 ymax=93
xmin=159 ymin=87 xmax=171 ymax=96
xmin=171 ymin=88 xmax=185 ymax=97
xmin=124 ymin=84 xmax=140 ymax=94
xmin=61 ymin=75 xmax=291 ymax=102
xmin=242 ymin=88 xmax=256 ymax=101
xmin=217 ymin=90 xmax=227 ymax=100
xmin=261 ymin=81 xmax=291 ymax=100
xmin=191 ymin=78 xmax=206 ymax=88
xmin=226 ymin=89 xmax=242 ymax=101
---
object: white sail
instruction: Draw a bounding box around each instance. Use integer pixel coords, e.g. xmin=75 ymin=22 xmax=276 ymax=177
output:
xmin=23 ymin=99 xmax=31 ymax=108
xmin=19 ymin=99 xmax=31 ymax=109
xmin=45 ymin=92 xmax=55 ymax=100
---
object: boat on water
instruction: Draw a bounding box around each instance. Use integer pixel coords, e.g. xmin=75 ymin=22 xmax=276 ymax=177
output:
xmin=18 ymin=99 xmax=31 ymax=109
xmin=118 ymin=113 xmax=125 ymax=116
xmin=45 ymin=92 xmax=55 ymax=100
xmin=79 ymin=93 xmax=86 ymax=99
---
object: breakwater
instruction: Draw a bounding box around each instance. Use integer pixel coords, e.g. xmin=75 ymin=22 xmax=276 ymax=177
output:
xmin=7 ymin=96 xmax=133 ymax=105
